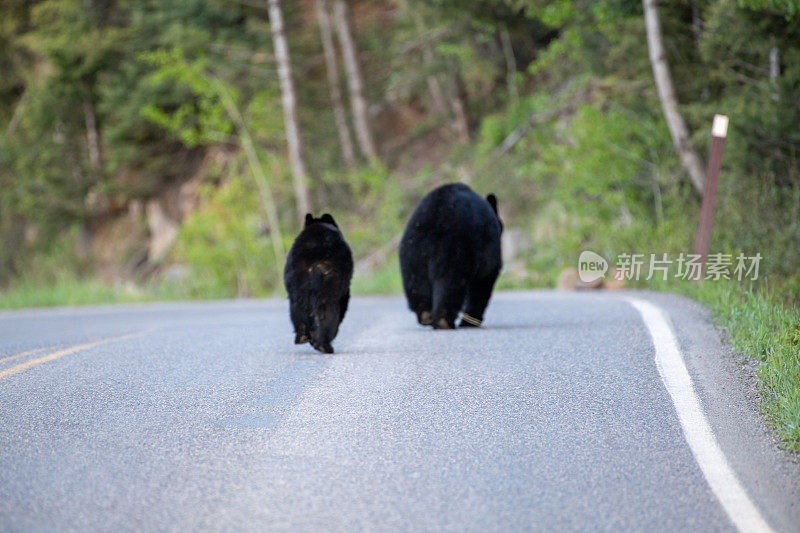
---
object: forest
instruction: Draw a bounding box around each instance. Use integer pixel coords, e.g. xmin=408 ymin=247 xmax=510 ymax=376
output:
xmin=1 ymin=1 xmax=800 ymax=444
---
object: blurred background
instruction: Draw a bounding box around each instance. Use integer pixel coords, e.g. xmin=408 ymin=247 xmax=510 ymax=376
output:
xmin=0 ymin=0 xmax=799 ymax=307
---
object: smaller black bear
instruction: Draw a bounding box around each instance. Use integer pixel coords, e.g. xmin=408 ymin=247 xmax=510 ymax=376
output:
xmin=399 ymin=183 xmax=503 ymax=329
xmin=284 ymin=213 xmax=353 ymax=353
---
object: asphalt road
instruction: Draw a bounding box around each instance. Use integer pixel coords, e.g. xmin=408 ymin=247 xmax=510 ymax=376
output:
xmin=1 ymin=291 xmax=798 ymax=532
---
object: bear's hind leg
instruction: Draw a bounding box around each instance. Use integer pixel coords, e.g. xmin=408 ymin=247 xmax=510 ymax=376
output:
xmin=289 ymin=299 xmax=310 ymax=344
xmin=431 ymin=278 xmax=466 ymax=329
xmin=310 ymin=304 xmax=340 ymax=354
xmin=338 ymin=290 xmax=351 ymax=325
xmin=406 ymin=280 xmax=433 ymax=326
xmin=460 ymin=272 xmax=499 ymax=328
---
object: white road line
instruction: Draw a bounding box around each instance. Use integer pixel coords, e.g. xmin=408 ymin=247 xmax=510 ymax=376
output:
xmin=627 ymin=298 xmax=773 ymax=533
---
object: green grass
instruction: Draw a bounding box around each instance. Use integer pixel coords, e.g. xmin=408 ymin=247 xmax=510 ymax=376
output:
xmin=351 ymin=257 xmax=403 ymax=295
xmin=0 ymin=280 xmax=150 ymax=310
xmin=676 ymin=281 xmax=800 ymax=452
xmin=0 ymin=258 xmax=405 ymax=311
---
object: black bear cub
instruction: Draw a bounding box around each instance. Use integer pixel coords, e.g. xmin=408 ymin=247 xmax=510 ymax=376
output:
xmin=399 ymin=183 xmax=503 ymax=329
xmin=284 ymin=213 xmax=353 ymax=353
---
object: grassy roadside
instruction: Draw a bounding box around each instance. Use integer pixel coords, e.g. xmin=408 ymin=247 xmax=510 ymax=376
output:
xmin=676 ymin=281 xmax=800 ymax=452
xmin=0 ymin=280 xmax=149 ymax=310
xmin=0 ymin=264 xmax=405 ymax=310
xmin=0 ymin=279 xmax=194 ymax=310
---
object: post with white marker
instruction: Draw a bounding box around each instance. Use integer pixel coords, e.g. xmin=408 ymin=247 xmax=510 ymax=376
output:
xmin=693 ymin=114 xmax=729 ymax=265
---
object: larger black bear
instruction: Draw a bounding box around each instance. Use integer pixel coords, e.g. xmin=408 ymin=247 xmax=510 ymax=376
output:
xmin=399 ymin=183 xmax=503 ymax=329
xmin=284 ymin=213 xmax=353 ymax=353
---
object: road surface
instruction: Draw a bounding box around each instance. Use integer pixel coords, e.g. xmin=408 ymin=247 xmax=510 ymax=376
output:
xmin=1 ymin=291 xmax=798 ymax=531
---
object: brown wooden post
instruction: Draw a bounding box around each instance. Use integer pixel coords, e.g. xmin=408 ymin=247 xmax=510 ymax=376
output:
xmin=693 ymin=114 xmax=729 ymax=263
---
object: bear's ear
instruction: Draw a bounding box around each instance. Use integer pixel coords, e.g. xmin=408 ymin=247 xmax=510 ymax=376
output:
xmin=304 ymin=213 xmax=314 ymax=227
xmin=320 ymin=213 xmax=338 ymax=227
xmin=486 ymin=194 xmax=498 ymax=214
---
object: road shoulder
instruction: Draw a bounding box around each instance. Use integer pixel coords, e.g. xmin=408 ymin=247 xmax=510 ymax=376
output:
xmin=637 ymin=291 xmax=800 ymax=533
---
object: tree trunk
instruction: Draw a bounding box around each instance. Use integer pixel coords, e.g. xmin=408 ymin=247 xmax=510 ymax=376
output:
xmin=82 ymin=5 xmax=102 ymax=173
xmin=425 ymin=73 xmax=449 ymax=116
xmin=769 ymin=46 xmax=780 ymax=80
xmin=643 ymin=0 xmax=705 ymax=193
xmin=216 ymin=80 xmax=286 ymax=284
xmin=405 ymin=5 xmax=448 ymax=115
xmin=5 ymin=89 xmax=28 ymax=137
xmin=499 ymin=24 xmax=518 ymax=104
xmin=332 ymin=0 xmax=378 ymax=161
xmin=449 ymin=65 xmax=471 ymax=144
xmin=769 ymin=45 xmax=780 ymax=102
xmin=267 ymin=0 xmax=312 ymax=221
xmin=83 ymin=96 xmax=102 ymax=172
xmin=315 ymin=0 xmax=356 ymax=168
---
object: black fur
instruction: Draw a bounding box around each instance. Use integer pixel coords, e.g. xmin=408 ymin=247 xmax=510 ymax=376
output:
xmin=284 ymin=213 xmax=353 ymax=353
xmin=399 ymin=183 xmax=503 ymax=329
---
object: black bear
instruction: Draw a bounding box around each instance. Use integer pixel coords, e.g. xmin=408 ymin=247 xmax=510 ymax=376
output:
xmin=399 ymin=183 xmax=503 ymax=329
xmin=284 ymin=213 xmax=353 ymax=353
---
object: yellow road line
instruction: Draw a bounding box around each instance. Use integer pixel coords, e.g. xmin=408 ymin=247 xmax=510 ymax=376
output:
xmin=0 ymin=346 xmax=53 ymax=365
xmin=0 ymin=332 xmax=143 ymax=381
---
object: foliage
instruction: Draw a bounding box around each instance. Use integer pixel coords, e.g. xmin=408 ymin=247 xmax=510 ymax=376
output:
xmin=138 ymin=49 xmax=233 ymax=149
xmin=738 ymin=0 xmax=800 ymax=16
xmin=171 ymin=176 xmax=281 ymax=299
